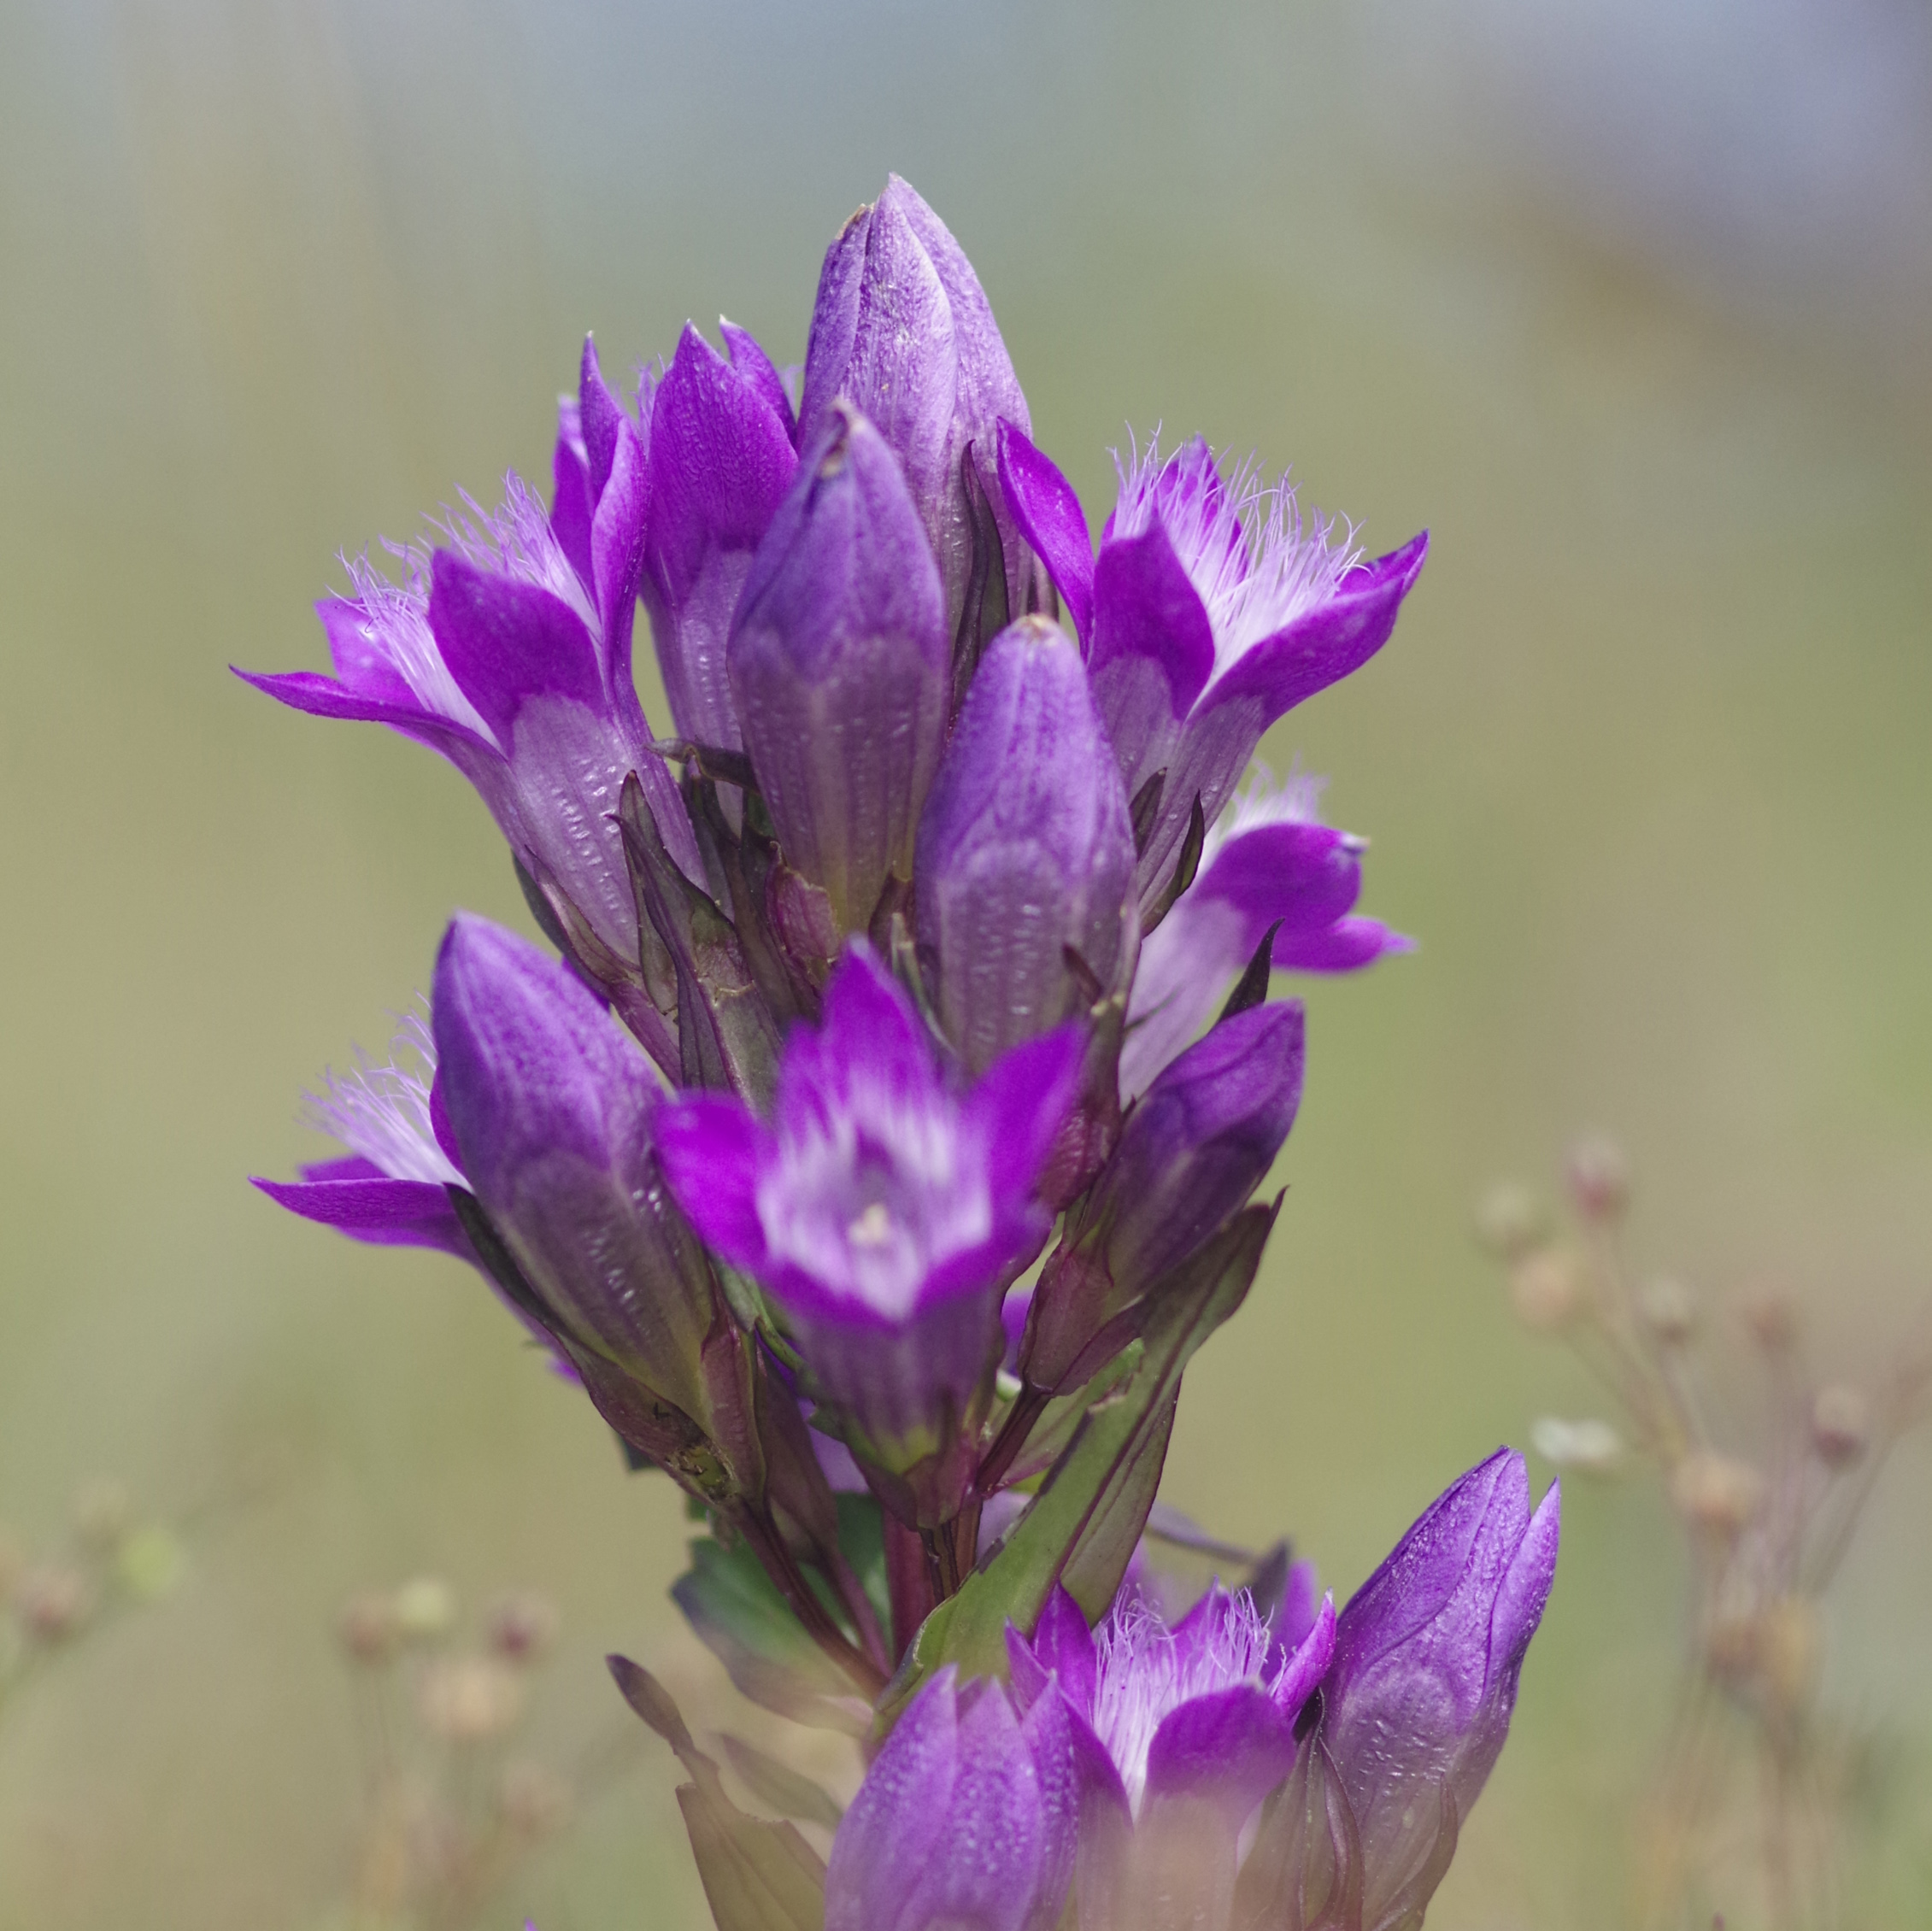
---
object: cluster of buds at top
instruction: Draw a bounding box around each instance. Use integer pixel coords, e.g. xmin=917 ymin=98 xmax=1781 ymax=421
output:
xmin=247 ymin=178 xmax=1558 ymax=1931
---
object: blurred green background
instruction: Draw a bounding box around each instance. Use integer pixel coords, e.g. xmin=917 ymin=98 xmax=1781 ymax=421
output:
xmin=3 ymin=0 xmax=1930 ymax=1924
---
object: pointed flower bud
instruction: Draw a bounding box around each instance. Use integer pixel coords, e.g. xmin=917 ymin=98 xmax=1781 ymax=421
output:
xmin=998 ymin=422 xmax=1426 ymax=909
xmin=241 ymin=343 xmax=699 ymax=1069
xmin=802 ymin=175 xmax=1040 ymax=643
xmin=655 ymin=943 xmax=1081 ymax=1464
xmin=431 ymin=913 xmax=725 ymax=1438
xmin=1028 ymin=1001 xmax=1305 ymax=1391
xmin=641 ymin=321 xmax=800 ymax=754
xmin=826 ymin=1665 xmax=1083 ymax=1931
xmin=728 ymin=405 xmax=949 ymax=934
xmin=916 ymin=615 xmax=1136 ymax=1074
xmin=1320 ymin=1447 xmax=1560 ymax=1930
xmin=1121 ymin=768 xmax=1409 ymax=1095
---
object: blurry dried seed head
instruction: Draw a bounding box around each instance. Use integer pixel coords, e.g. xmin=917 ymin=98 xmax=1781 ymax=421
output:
xmin=1811 ymin=1383 xmax=1872 ymax=1467
xmin=17 ymin=1563 xmax=94 ymax=1643
xmin=488 ymin=1591 xmax=559 ymax=1664
xmin=1738 ymin=1287 xmax=1800 ymax=1353
xmin=1565 ymin=1134 xmax=1630 ymax=1219
xmin=1638 ymin=1275 xmax=1698 ymax=1346
xmin=1510 ymin=1246 xmax=1588 ymax=1331
xmin=1531 ymin=1415 xmax=1625 ymax=1475
xmin=1671 ymin=1452 xmax=1766 ymax=1536
xmin=498 ymin=1759 xmax=573 ymax=1838
xmin=392 ymin=1576 xmax=458 ymax=1642
xmin=418 ymin=1654 xmax=526 ymax=1744
xmin=338 ymin=1589 xmax=402 ymax=1665
xmin=1474 ymin=1182 xmax=1547 ymax=1262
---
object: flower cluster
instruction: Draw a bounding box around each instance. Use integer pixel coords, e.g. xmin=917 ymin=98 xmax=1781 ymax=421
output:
xmin=250 ymin=176 xmax=1553 ymax=1931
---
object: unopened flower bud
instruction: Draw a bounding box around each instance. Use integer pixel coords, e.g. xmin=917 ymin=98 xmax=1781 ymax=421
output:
xmin=1474 ymin=1183 xmax=1546 ymax=1262
xmin=393 ymin=1575 xmax=458 ymax=1642
xmin=1510 ymin=1247 xmax=1586 ymax=1332
xmin=1811 ymin=1383 xmax=1871 ymax=1467
xmin=642 ymin=322 xmax=800 ymax=754
xmin=1671 ymin=1453 xmax=1765 ymax=1536
xmin=73 ymin=1478 xmax=132 ymax=1552
xmin=338 ymin=1589 xmax=402 ymax=1664
xmin=802 ymin=176 xmax=1040 ymax=643
xmin=729 ymin=402 xmax=949 ymax=934
xmin=487 ymin=1591 xmax=559 ymax=1664
xmin=418 ymin=1654 xmax=526 ymax=1744
xmin=1565 ymin=1134 xmax=1630 ymax=1218
xmin=1324 ymin=1450 xmax=1560 ymax=1931
xmin=1530 ymin=1415 xmax=1624 ymax=1476
xmin=434 ymin=916 xmax=731 ymax=1445
xmin=18 ymin=1564 xmax=93 ymax=1643
xmin=1638 ymin=1276 xmax=1698 ymax=1346
xmin=915 ymin=616 xmax=1136 ymax=1072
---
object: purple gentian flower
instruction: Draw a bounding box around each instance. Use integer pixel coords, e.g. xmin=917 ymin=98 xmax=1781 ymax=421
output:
xmin=431 ymin=913 xmax=725 ymax=1435
xmin=1007 ymin=1582 xmax=1335 ymax=1927
xmin=250 ymin=1005 xmax=569 ymax=1371
xmin=802 ymin=176 xmax=1042 ymax=644
xmin=252 ymin=1007 xmax=469 ymax=1257
xmin=997 ymin=424 xmax=1427 ymax=909
xmin=825 ymin=1664 xmax=1084 ymax=1931
xmin=240 ymin=342 xmax=699 ymax=1070
xmin=915 ymin=614 xmax=1137 ymax=1074
xmin=1026 ymin=1001 xmax=1305 ymax=1392
xmin=655 ymin=942 xmax=1081 ymax=1460
xmin=640 ymin=321 xmax=800 ymax=755
xmin=1119 ymin=768 xmax=1411 ymax=1096
xmin=1322 ymin=1447 xmax=1560 ymax=1929
xmin=728 ymin=404 xmax=950 ymax=937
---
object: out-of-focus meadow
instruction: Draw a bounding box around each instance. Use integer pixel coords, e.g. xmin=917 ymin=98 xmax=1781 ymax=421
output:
xmin=3 ymin=1 xmax=1929 ymax=1925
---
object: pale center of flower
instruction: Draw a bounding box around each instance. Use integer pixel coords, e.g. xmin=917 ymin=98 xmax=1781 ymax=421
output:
xmin=1089 ymin=1593 xmax=1274 ymax=1817
xmin=304 ymin=1010 xmax=463 ymax=1188
xmin=760 ymin=1075 xmax=994 ymax=1323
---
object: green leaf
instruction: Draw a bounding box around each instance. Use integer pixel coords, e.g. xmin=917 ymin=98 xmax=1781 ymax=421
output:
xmin=874 ymin=1202 xmax=1275 ymax=1730
xmin=672 ymin=1534 xmax=872 ymax=1736
xmin=609 ymin=1656 xmax=827 ymax=1931
xmin=719 ymin=1734 xmax=845 ymax=1830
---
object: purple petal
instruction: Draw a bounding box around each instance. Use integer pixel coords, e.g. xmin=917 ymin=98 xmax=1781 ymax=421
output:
xmin=1088 ymin=520 xmax=1216 ymax=714
xmin=232 ymin=666 xmax=486 ymax=756
xmin=966 ymin=1024 xmax=1086 ymax=1208
xmin=1029 ymin=1583 xmax=1099 ymax=1719
xmin=1195 ymin=822 xmax=1362 ymax=947
xmin=1142 ymin=1682 xmax=1297 ymax=1824
xmin=995 ymin=420 xmax=1095 ymax=643
xmin=426 ymin=552 xmax=608 ymax=743
xmin=643 ymin=322 xmax=799 ymax=748
xmin=654 ymin=1091 xmax=772 ymax=1275
xmin=578 ymin=336 xmax=625 ymax=502
xmin=251 ymin=1173 xmax=467 ymax=1256
xmin=1268 ymin=1592 xmax=1336 ymax=1724
xmin=1271 ymin=915 xmax=1414 ymax=974
xmin=550 ymin=436 xmax=596 ymax=591
xmin=1490 ymin=1482 xmax=1560 ymax=1678
xmin=316 ymin=596 xmax=418 ymax=707
xmin=720 ymin=317 xmax=799 ymax=445
xmin=589 ymin=416 xmax=650 ymax=672
xmin=1198 ymin=531 xmax=1428 ymax=724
